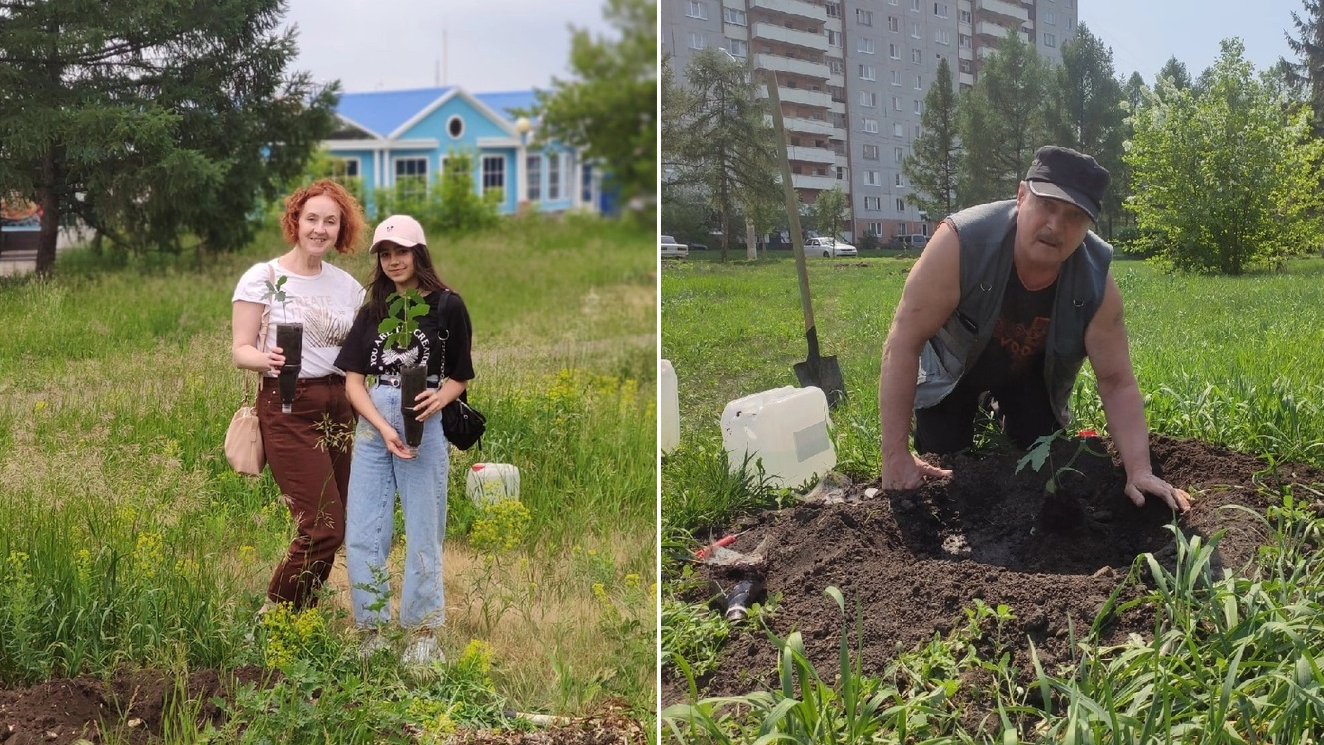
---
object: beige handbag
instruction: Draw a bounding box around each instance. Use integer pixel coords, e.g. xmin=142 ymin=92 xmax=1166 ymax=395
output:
xmin=224 ymin=264 xmax=274 ymax=477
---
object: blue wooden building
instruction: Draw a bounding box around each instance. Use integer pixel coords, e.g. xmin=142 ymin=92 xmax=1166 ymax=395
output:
xmin=326 ymin=86 xmax=603 ymax=215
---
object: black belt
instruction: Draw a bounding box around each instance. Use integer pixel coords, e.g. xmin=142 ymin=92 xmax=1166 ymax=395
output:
xmin=375 ymin=374 xmax=441 ymax=389
xmin=262 ymin=375 xmax=344 ymax=387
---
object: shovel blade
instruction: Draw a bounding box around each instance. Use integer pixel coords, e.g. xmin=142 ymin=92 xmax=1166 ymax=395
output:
xmin=794 ymin=355 xmax=846 ymax=409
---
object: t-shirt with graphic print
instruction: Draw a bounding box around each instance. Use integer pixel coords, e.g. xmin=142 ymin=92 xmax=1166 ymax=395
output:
xmin=232 ymin=259 xmax=365 ymax=378
xmin=335 ymin=289 xmax=475 ymax=383
xmin=963 ymin=236 xmax=1057 ymax=392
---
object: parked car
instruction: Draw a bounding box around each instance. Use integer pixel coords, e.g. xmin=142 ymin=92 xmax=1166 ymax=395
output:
xmin=892 ymin=234 xmax=929 ymax=249
xmin=660 ymin=234 xmax=689 ymax=259
xmin=805 ymin=236 xmax=857 ymax=258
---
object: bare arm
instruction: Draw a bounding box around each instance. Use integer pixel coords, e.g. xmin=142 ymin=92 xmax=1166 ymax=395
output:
xmin=1084 ymin=273 xmax=1190 ymax=512
xmin=231 ymin=300 xmax=284 ymax=374
xmin=345 ymin=371 xmax=414 ymax=459
xmin=879 ymin=223 xmax=961 ymax=489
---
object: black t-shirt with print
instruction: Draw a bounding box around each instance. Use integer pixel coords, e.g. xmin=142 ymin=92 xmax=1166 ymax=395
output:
xmin=335 ymin=289 xmax=475 ymax=381
xmin=962 ymin=231 xmax=1057 ymax=392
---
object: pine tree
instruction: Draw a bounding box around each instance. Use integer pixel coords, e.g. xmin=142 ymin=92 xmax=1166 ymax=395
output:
xmin=0 ymin=0 xmax=337 ymax=275
xmin=902 ymin=56 xmax=961 ymax=223
xmin=1283 ymin=0 xmax=1324 ymax=138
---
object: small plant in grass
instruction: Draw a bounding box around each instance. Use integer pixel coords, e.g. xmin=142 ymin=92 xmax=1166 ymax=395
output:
xmin=661 ymin=598 xmax=730 ymax=679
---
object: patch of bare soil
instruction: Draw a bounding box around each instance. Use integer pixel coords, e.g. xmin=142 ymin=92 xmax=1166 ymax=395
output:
xmin=667 ymin=435 xmax=1324 ymax=709
xmin=0 ymin=668 xmax=646 ymax=744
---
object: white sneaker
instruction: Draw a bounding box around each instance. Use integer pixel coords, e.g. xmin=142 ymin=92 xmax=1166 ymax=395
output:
xmin=401 ymin=634 xmax=445 ymax=667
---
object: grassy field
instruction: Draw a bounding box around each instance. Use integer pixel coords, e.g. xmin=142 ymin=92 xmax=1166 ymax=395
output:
xmin=660 ymin=252 xmax=1324 ymax=743
xmin=0 ymin=212 xmax=657 ymax=741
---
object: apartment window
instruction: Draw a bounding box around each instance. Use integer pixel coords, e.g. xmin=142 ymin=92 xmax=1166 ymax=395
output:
xmin=1066 ymin=17 xmax=1075 ymax=30
xmin=525 ymin=155 xmax=541 ymax=201
xmin=911 ymin=22 xmax=921 ymax=38
xmin=914 ymin=123 xmax=922 ymax=138
xmin=912 ymin=48 xmax=922 ymax=63
xmin=866 ymin=222 xmax=883 ymax=236
xmin=915 ymin=74 xmax=922 ymax=89
xmin=865 ymin=196 xmax=882 ymax=210
xmin=888 ymin=16 xmax=900 ymax=32
xmin=935 ymin=29 xmax=950 ymax=44
xmin=689 ymin=33 xmax=706 ymax=50
xmin=934 ymin=3 xmax=949 ymax=18
xmin=959 ymin=58 xmax=973 ymax=73
xmin=857 ymin=8 xmax=873 ymax=25
xmin=829 ymin=84 xmax=846 ymax=102
xmin=894 ymin=122 xmax=905 ymax=137
xmin=728 ymin=38 xmax=747 ymax=57
xmin=836 ymin=166 xmax=845 ymax=179
xmin=914 ymin=99 xmax=922 ymax=114
xmin=858 ymin=64 xmax=876 ymax=80
xmin=1044 ymin=33 xmax=1057 ymax=47
xmin=890 ymin=43 xmax=900 ymax=59
xmin=860 ymin=90 xmax=877 ymax=107
xmin=894 ymin=146 xmax=904 ymax=163
xmin=394 ymin=157 xmax=428 ymax=200
xmin=724 ymin=7 xmax=746 ymax=25
xmin=863 ymin=144 xmax=880 ymax=160
xmin=826 ymin=2 xmax=841 ymax=17
xmin=686 ymin=0 xmax=707 ymax=19
xmin=891 ymin=70 xmax=901 ymax=86
xmin=910 ymin=0 xmax=920 ymax=10
xmin=892 ymin=95 xmax=902 ymax=110
xmin=858 ymin=37 xmax=875 ymax=53
xmin=1045 ymin=10 xmax=1057 ymax=24
xmin=481 ymin=154 xmax=505 ymax=194
xmin=827 ymin=29 xmax=842 ymax=47
xmin=829 ymin=59 xmax=844 ymax=74
xmin=831 ymin=111 xmax=847 ymax=127
xmin=896 ymin=198 xmax=906 ymax=212
xmin=889 ymin=0 xmax=898 ymax=5
xmin=864 ymin=170 xmax=880 ymax=186
xmin=960 ymin=9 xmax=972 ymax=24
xmin=548 ymin=153 xmax=561 ymax=200
xmin=862 ymin=117 xmax=879 ymax=133
xmin=959 ymin=33 xmax=972 ymax=49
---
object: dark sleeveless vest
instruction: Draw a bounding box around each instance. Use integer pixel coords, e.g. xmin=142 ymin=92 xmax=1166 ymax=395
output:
xmin=914 ymin=199 xmax=1113 ymax=425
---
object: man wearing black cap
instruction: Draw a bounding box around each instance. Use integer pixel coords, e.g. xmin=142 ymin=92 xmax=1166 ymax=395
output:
xmin=878 ymin=146 xmax=1190 ymax=513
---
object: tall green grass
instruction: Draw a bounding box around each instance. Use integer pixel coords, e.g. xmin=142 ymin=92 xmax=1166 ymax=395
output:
xmin=0 ymin=213 xmax=656 ymax=736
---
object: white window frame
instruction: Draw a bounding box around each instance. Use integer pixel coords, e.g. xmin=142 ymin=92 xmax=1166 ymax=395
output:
xmin=862 ymin=117 xmax=879 ymax=133
xmin=864 ymin=170 xmax=880 ymax=186
xmin=860 ymin=90 xmax=877 ymax=107
xmin=481 ymin=154 xmax=505 ymax=195
xmin=526 ymin=154 xmax=541 ymax=201
xmin=689 ymin=32 xmax=706 ymax=50
xmin=888 ymin=16 xmax=900 ymax=32
xmin=865 ymin=196 xmax=882 ymax=210
xmin=1044 ymin=32 xmax=1057 ymax=47
xmin=960 ymin=9 xmax=972 ymax=24
xmin=393 ymin=156 xmax=429 ymax=200
xmin=857 ymin=36 xmax=875 ymax=54
xmin=914 ymin=99 xmax=922 ymax=114
xmin=548 ymin=152 xmax=562 ymax=200
xmin=915 ymin=74 xmax=923 ymax=89
xmin=723 ymin=7 xmax=747 ymax=25
xmin=327 ymin=156 xmax=360 ymax=183
xmin=896 ymin=197 xmax=906 ymax=212
xmin=862 ymin=144 xmax=880 ymax=160
xmin=912 ymin=48 xmax=922 ymax=63
xmin=687 ymin=0 xmax=707 ymax=20
xmin=892 ymin=96 xmax=902 ymax=111
xmin=858 ymin=64 xmax=876 ymax=81
xmin=911 ymin=22 xmax=921 ymax=38
xmin=827 ymin=29 xmax=842 ymax=47
xmin=894 ymin=122 xmax=905 ymax=137
xmin=935 ymin=29 xmax=950 ymax=45
xmin=728 ymin=38 xmax=748 ymax=57
xmin=891 ymin=69 xmax=901 ymax=86
xmin=1044 ymin=10 xmax=1056 ymax=24
xmin=857 ymin=8 xmax=873 ymax=25
xmin=894 ymin=146 xmax=904 ymax=163
xmin=890 ymin=43 xmax=900 ymax=59
xmin=934 ymin=2 xmax=949 ymax=18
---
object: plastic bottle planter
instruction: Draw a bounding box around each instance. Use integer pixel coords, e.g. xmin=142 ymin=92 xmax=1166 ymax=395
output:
xmin=276 ymin=323 xmax=303 ymax=413
xmin=399 ymin=364 xmax=428 ymax=448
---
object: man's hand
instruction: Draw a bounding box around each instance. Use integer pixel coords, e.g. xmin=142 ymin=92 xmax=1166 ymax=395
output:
xmin=881 ymin=452 xmax=952 ymax=491
xmin=1124 ymin=472 xmax=1191 ymax=513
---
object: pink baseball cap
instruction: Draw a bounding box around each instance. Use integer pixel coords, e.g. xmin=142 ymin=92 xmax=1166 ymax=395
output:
xmin=370 ymin=215 xmax=426 ymax=253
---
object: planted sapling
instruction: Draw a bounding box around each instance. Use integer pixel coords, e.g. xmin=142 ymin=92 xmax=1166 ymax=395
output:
xmin=377 ymin=288 xmax=432 ymax=447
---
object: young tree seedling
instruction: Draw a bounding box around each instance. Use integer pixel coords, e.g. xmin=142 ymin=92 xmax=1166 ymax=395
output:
xmin=1016 ymin=429 xmax=1106 ymax=494
xmin=377 ymin=288 xmax=430 ymax=351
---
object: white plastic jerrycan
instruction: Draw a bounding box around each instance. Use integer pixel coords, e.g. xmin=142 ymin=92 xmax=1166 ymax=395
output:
xmin=660 ymin=359 xmax=680 ymax=454
xmin=466 ymin=463 xmax=521 ymax=507
xmin=720 ymin=386 xmax=836 ymax=489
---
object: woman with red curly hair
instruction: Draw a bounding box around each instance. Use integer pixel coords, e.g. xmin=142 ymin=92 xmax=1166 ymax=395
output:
xmin=230 ymin=179 xmax=367 ymax=611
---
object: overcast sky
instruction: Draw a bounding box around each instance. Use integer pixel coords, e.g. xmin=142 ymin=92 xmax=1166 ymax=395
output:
xmin=282 ymin=0 xmax=615 ymax=94
xmin=1081 ymin=0 xmax=1301 ymax=83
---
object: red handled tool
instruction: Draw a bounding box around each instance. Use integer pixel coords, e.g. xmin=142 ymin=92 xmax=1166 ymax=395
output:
xmin=695 ymin=533 xmax=740 ymax=560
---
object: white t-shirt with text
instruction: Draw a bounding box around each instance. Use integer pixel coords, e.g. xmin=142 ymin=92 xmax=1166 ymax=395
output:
xmin=232 ymin=259 xmax=365 ymax=378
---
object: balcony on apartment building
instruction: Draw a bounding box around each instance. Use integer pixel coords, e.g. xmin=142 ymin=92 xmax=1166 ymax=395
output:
xmin=751 ymin=22 xmax=827 ymax=53
xmin=755 ymin=52 xmax=830 ymax=80
xmin=790 ymin=173 xmax=838 ymax=191
xmin=974 ymin=20 xmax=1030 ymax=43
xmin=786 ymin=145 xmax=837 ymax=166
xmin=764 ymin=85 xmax=833 ymax=108
xmin=975 ymin=0 xmax=1028 ymax=24
xmin=783 ymin=116 xmax=837 ymax=137
xmin=749 ymin=0 xmax=827 ymax=23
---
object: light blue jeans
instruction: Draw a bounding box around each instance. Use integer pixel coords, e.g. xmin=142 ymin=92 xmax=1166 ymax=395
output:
xmin=345 ymin=384 xmax=449 ymax=629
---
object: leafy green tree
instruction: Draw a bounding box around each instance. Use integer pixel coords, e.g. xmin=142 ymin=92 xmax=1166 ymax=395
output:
xmin=903 ymin=56 xmax=961 ymax=223
xmin=428 ymin=151 xmax=501 ymax=234
xmin=0 ymin=0 xmax=336 ymax=276
xmin=529 ymin=0 xmax=656 ymax=203
xmin=1047 ymin=24 xmax=1127 ymax=235
xmin=810 ymin=186 xmax=849 ymax=241
xmin=1283 ymin=0 xmax=1324 ymax=138
xmin=959 ymin=28 xmax=1051 ymax=204
xmin=665 ymin=49 xmax=780 ymax=262
xmin=1126 ymin=39 xmax=1324 ymax=274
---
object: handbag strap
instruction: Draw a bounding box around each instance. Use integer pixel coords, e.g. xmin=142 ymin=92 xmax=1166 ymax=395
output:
xmin=241 ymin=262 xmax=276 ymax=406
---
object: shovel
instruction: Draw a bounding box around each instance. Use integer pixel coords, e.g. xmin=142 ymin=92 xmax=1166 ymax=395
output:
xmin=763 ymin=70 xmax=847 ymax=408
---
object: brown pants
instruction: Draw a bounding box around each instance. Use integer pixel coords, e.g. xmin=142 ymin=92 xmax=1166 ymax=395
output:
xmin=257 ymin=375 xmax=354 ymax=609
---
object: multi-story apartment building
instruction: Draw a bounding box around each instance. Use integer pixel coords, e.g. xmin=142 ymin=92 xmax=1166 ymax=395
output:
xmin=662 ymin=0 xmax=1078 ymax=242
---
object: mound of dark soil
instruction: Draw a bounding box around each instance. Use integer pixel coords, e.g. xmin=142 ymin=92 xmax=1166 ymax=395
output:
xmin=669 ymin=435 xmax=1324 ymax=706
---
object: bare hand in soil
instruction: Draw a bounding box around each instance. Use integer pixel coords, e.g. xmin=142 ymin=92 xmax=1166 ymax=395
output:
xmin=1125 ymin=472 xmax=1191 ymax=513
xmin=882 ymin=452 xmax=952 ymax=490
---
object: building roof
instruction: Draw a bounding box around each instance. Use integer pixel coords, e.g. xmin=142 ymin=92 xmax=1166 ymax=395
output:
xmin=335 ymin=86 xmax=537 ymax=139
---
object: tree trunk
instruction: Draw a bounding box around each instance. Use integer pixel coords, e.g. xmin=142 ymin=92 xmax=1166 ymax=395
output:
xmin=745 ymin=219 xmax=756 ymax=260
xmin=35 ymin=151 xmax=60 ymax=278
